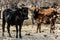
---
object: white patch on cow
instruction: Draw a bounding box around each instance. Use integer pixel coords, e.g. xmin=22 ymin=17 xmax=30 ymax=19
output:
xmin=53 ymin=15 xmax=56 ymax=18
xmin=50 ymin=18 xmax=52 ymax=21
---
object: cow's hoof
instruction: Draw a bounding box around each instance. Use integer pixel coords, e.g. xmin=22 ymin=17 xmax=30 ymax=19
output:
xmin=50 ymin=32 xmax=51 ymax=33
xmin=2 ymin=33 xmax=4 ymax=36
xmin=16 ymin=36 xmax=18 ymax=38
xmin=2 ymin=35 xmax=5 ymax=37
xmin=42 ymin=31 xmax=44 ymax=32
xmin=39 ymin=31 xmax=41 ymax=33
xmin=36 ymin=31 xmax=38 ymax=33
xmin=2 ymin=35 xmax=4 ymax=37
xmin=50 ymin=30 xmax=52 ymax=33
xmin=19 ymin=36 xmax=22 ymax=38
xmin=53 ymin=31 xmax=55 ymax=33
xmin=9 ymin=35 xmax=12 ymax=38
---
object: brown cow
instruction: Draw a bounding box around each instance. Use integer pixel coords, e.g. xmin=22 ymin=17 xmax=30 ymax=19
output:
xmin=30 ymin=6 xmax=59 ymax=33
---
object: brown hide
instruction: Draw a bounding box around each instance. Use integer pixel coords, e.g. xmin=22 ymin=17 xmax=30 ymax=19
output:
xmin=38 ymin=8 xmax=57 ymax=16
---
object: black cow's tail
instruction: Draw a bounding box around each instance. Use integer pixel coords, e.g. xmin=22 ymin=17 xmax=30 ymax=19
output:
xmin=2 ymin=10 xmax=6 ymax=36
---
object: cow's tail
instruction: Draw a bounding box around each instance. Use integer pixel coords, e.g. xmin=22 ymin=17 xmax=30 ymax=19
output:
xmin=31 ymin=17 xmax=35 ymax=33
xmin=32 ymin=18 xmax=35 ymax=25
xmin=2 ymin=10 xmax=6 ymax=36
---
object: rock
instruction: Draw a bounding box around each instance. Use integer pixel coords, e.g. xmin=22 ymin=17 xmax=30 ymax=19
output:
xmin=59 ymin=28 xmax=60 ymax=30
xmin=55 ymin=35 xmax=58 ymax=39
xmin=42 ymin=31 xmax=44 ymax=32
xmin=43 ymin=35 xmax=47 ymax=37
xmin=25 ymin=33 xmax=31 ymax=36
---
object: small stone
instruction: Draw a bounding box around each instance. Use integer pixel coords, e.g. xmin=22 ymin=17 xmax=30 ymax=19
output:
xmin=59 ymin=28 xmax=60 ymax=30
xmin=25 ymin=33 xmax=30 ymax=36
xmin=43 ymin=35 xmax=47 ymax=37
xmin=42 ymin=31 xmax=44 ymax=32
xmin=55 ymin=35 xmax=58 ymax=39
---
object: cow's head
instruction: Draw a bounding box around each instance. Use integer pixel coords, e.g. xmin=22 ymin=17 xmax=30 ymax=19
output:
xmin=22 ymin=7 xmax=28 ymax=20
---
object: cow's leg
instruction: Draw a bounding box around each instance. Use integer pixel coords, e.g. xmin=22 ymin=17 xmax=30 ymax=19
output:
xmin=2 ymin=21 xmax=5 ymax=36
xmin=39 ymin=23 xmax=41 ymax=33
xmin=19 ymin=22 xmax=23 ymax=38
xmin=16 ymin=25 xmax=18 ymax=38
xmin=7 ymin=24 xmax=12 ymax=37
xmin=2 ymin=18 xmax=6 ymax=36
xmin=32 ymin=14 xmax=34 ymax=24
xmin=19 ymin=27 xmax=22 ymax=38
xmin=50 ymin=19 xmax=55 ymax=33
xmin=36 ymin=17 xmax=42 ymax=33
xmin=36 ymin=24 xmax=39 ymax=33
xmin=53 ymin=19 xmax=56 ymax=30
xmin=36 ymin=23 xmax=41 ymax=33
xmin=19 ymin=25 xmax=22 ymax=38
xmin=50 ymin=16 xmax=57 ymax=33
xmin=50 ymin=24 xmax=55 ymax=33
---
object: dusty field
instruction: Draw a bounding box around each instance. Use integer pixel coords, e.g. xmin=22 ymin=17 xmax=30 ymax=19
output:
xmin=0 ymin=19 xmax=60 ymax=40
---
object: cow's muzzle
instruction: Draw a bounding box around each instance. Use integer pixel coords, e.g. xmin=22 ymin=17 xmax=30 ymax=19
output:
xmin=24 ymin=17 xmax=29 ymax=20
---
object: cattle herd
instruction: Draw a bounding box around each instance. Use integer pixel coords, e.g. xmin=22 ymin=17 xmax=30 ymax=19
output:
xmin=2 ymin=3 xmax=60 ymax=38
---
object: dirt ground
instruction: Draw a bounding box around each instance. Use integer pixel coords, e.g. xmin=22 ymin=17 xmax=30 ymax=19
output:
xmin=0 ymin=19 xmax=60 ymax=40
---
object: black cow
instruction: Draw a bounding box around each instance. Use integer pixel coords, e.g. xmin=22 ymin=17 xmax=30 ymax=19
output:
xmin=2 ymin=7 xmax=28 ymax=38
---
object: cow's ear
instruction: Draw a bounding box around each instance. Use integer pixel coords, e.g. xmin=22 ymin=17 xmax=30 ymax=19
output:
xmin=19 ymin=11 xmax=22 ymax=15
xmin=36 ymin=9 xmax=38 ymax=11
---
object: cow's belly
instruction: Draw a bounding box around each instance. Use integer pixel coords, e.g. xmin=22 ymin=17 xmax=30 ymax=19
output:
xmin=6 ymin=16 xmax=24 ymax=25
xmin=10 ymin=20 xmax=24 ymax=26
xmin=10 ymin=21 xmax=16 ymax=25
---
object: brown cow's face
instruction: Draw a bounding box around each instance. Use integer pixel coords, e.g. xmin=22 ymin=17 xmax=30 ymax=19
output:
xmin=30 ymin=6 xmax=36 ymax=11
xmin=28 ymin=5 xmax=36 ymax=12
